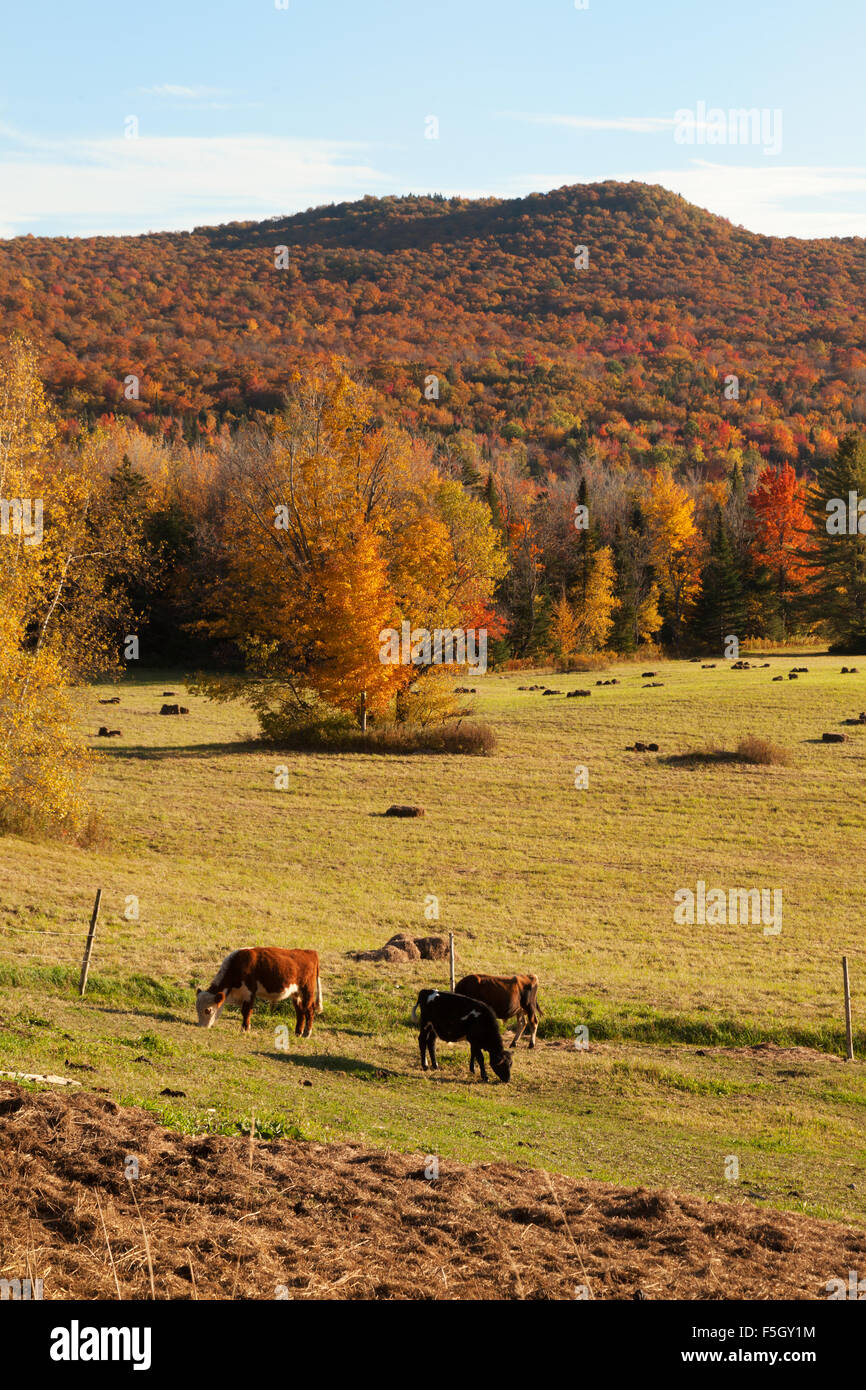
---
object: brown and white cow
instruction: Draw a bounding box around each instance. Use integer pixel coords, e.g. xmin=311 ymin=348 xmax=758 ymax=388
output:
xmin=195 ymin=947 xmax=322 ymax=1035
xmin=454 ymin=973 xmax=541 ymax=1048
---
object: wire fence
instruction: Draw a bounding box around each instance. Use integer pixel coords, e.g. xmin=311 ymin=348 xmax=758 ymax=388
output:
xmin=0 ymin=889 xmax=117 ymax=980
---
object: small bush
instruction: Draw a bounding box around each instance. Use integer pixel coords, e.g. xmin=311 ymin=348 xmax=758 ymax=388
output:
xmin=500 ymin=657 xmax=554 ymax=672
xmin=555 ymin=654 xmax=608 ymax=673
xmin=736 ymin=735 xmax=791 ymax=766
xmin=267 ymin=718 xmax=496 ymax=756
xmin=666 ymin=737 xmax=790 ymax=768
xmin=743 ymin=635 xmax=824 ymax=652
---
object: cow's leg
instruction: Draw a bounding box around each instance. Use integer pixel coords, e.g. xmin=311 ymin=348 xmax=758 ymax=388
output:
xmin=293 ymin=998 xmax=305 ymax=1036
xmin=297 ymin=995 xmax=310 ymax=1037
xmin=476 ymin=1049 xmax=488 ymax=1083
xmin=469 ymin=1045 xmax=476 ymax=1074
xmin=528 ymin=1015 xmax=538 ymax=1048
xmin=304 ymin=1001 xmax=315 ymax=1037
xmin=420 ymin=1025 xmax=438 ymax=1071
xmin=511 ymin=1012 xmax=527 ymax=1049
xmin=241 ymin=996 xmax=255 ymax=1032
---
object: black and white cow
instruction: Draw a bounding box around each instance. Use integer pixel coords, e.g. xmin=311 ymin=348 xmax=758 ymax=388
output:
xmin=411 ymin=988 xmax=513 ymax=1082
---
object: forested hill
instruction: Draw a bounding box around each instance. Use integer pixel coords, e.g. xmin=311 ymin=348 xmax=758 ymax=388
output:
xmin=2 ymin=181 xmax=864 ymax=471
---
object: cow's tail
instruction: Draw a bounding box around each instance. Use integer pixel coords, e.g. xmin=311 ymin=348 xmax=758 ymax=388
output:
xmin=527 ymin=974 xmax=541 ymax=1017
xmin=410 ymin=997 xmax=420 ymax=1022
xmin=316 ymin=971 xmax=323 ymax=1014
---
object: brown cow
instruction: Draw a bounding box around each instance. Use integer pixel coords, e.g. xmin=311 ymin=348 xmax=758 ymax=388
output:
xmin=195 ymin=947 xmax=321 ymax=1035
xmin=454 ymin=973 xmax=541 ymax=1048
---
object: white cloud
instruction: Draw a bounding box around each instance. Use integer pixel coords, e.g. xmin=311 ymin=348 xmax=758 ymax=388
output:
xmin=139 ymin=84 xmax=228 ymax=99
xmin=1 ymin=120 xmax=864 ymax=241
xmin=501 ymin=111 xmax=676 ymax=134
xmin=0 ymin=130 xmax=391 ymax=237
xmin=627 ymin=162 xmax=866 ymax=238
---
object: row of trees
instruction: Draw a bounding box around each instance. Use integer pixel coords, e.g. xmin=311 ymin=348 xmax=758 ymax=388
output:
xmin=3 ymin=339 xmax=866 ymax=834
xmin=486 ymin=442 xmax=866 ymax=659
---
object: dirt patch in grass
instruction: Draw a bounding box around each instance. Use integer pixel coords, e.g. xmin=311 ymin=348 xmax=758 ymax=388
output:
xmin=1 ymin=1083 xmax=862 ymax=1301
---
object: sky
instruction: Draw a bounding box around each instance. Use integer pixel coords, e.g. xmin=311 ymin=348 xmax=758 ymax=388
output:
xmin=1 ymin=0 xmax=864 ymax=241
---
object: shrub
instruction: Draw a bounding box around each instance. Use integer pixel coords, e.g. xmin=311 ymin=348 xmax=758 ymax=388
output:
xmin=666 ymin=737 xmax=791 ymax=768
xmin=735 ymin=735 xmax=791 ymax=766
xmin=266 ymin=717 xmax=496 ymax=756
xmin=555 ymin=654 xmax=608 ymax=673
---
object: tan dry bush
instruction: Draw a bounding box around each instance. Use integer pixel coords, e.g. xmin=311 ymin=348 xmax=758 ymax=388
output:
xmin=555 ymin=654 xmax=608 ymax=673
xmin=666 ymin=737 xmax=791 ymax=769
xmin=736 ymin=735 xmax=791 ymax=766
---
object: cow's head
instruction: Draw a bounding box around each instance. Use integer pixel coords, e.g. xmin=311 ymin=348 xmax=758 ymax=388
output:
xmin=491 ymin=1050 xmax=513 ymax=1083
xmin=195 ymin=988 xmax=226 ymax=1028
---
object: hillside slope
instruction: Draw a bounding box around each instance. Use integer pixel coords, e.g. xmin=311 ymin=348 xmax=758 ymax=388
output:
xmin=1 ymin=182 xmax=864 ymax=465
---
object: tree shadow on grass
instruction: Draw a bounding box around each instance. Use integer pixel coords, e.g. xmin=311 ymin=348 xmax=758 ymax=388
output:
xmin=660 ymin=750 xmax=743 ymax=768
xmin=662 ymin=742 xmax=792 ymax=768
xmin=92 ymin=740 xmax=264 ymax=762
xmin=753 ymin=650 xmax=829 ymax=659
xmin=256 ymin=1050 xmax=401 ymax=1079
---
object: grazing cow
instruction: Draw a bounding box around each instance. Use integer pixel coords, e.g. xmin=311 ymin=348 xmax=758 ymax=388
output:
xmin=196 ymin=947 xmax=321 ymax=1035
xmin=411 ymin=989 xmax=512 ymax=1082
xmin=455 ymin=972 xmax=541 ymax=1048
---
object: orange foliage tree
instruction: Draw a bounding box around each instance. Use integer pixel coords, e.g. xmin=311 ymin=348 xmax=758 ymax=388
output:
xmin=192 ymin=360 xmax=506 ymax=732
xmin=747 ymin=463 xmax=814 ymax=635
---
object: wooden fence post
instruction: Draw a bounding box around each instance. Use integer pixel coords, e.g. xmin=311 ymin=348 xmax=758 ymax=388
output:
xmin=842 ymin=955 xmax=854 ymax=1062
xmin=79 ymin=889 xmax=102 ymax=997
xmin=449 ymin=932 xmax=455 ymax=991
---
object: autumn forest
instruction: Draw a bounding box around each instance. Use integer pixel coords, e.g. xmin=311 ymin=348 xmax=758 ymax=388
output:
xmin=3 ymin=180 xmax=866 ymax=833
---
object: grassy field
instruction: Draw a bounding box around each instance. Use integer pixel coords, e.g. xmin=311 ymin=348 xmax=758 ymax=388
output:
xmin=1 ymin=653 xmax=864 ymax=1225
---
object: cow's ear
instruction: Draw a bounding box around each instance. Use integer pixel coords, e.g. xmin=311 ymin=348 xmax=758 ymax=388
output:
xmin=195 ymin=988 xmax=202 ymax=998
xmin=213 ymin=990 xmax=226 ymax=1005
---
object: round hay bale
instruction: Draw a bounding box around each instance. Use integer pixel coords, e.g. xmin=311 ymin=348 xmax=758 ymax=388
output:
xmin=415 ymin=935 xmax=450 ymax=961
xmin=383 ymin=933 xmax=421 ymax=961
xmin=380 ymin=944 xmax=410 ymax=963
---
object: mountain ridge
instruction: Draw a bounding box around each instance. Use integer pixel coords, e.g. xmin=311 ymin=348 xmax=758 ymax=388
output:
xmin=1 ymin=180 xmax=864 ymax=466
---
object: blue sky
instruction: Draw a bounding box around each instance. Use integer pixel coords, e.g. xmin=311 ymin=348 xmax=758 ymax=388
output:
xmin=1 ymin=0 xmax=864 ymax=240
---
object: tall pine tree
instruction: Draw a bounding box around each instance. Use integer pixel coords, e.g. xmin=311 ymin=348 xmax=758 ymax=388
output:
xmin=691 ymin=508 xmax=746 ymax=654
xmin=804 ymin=433 xmax=866 ymax=651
